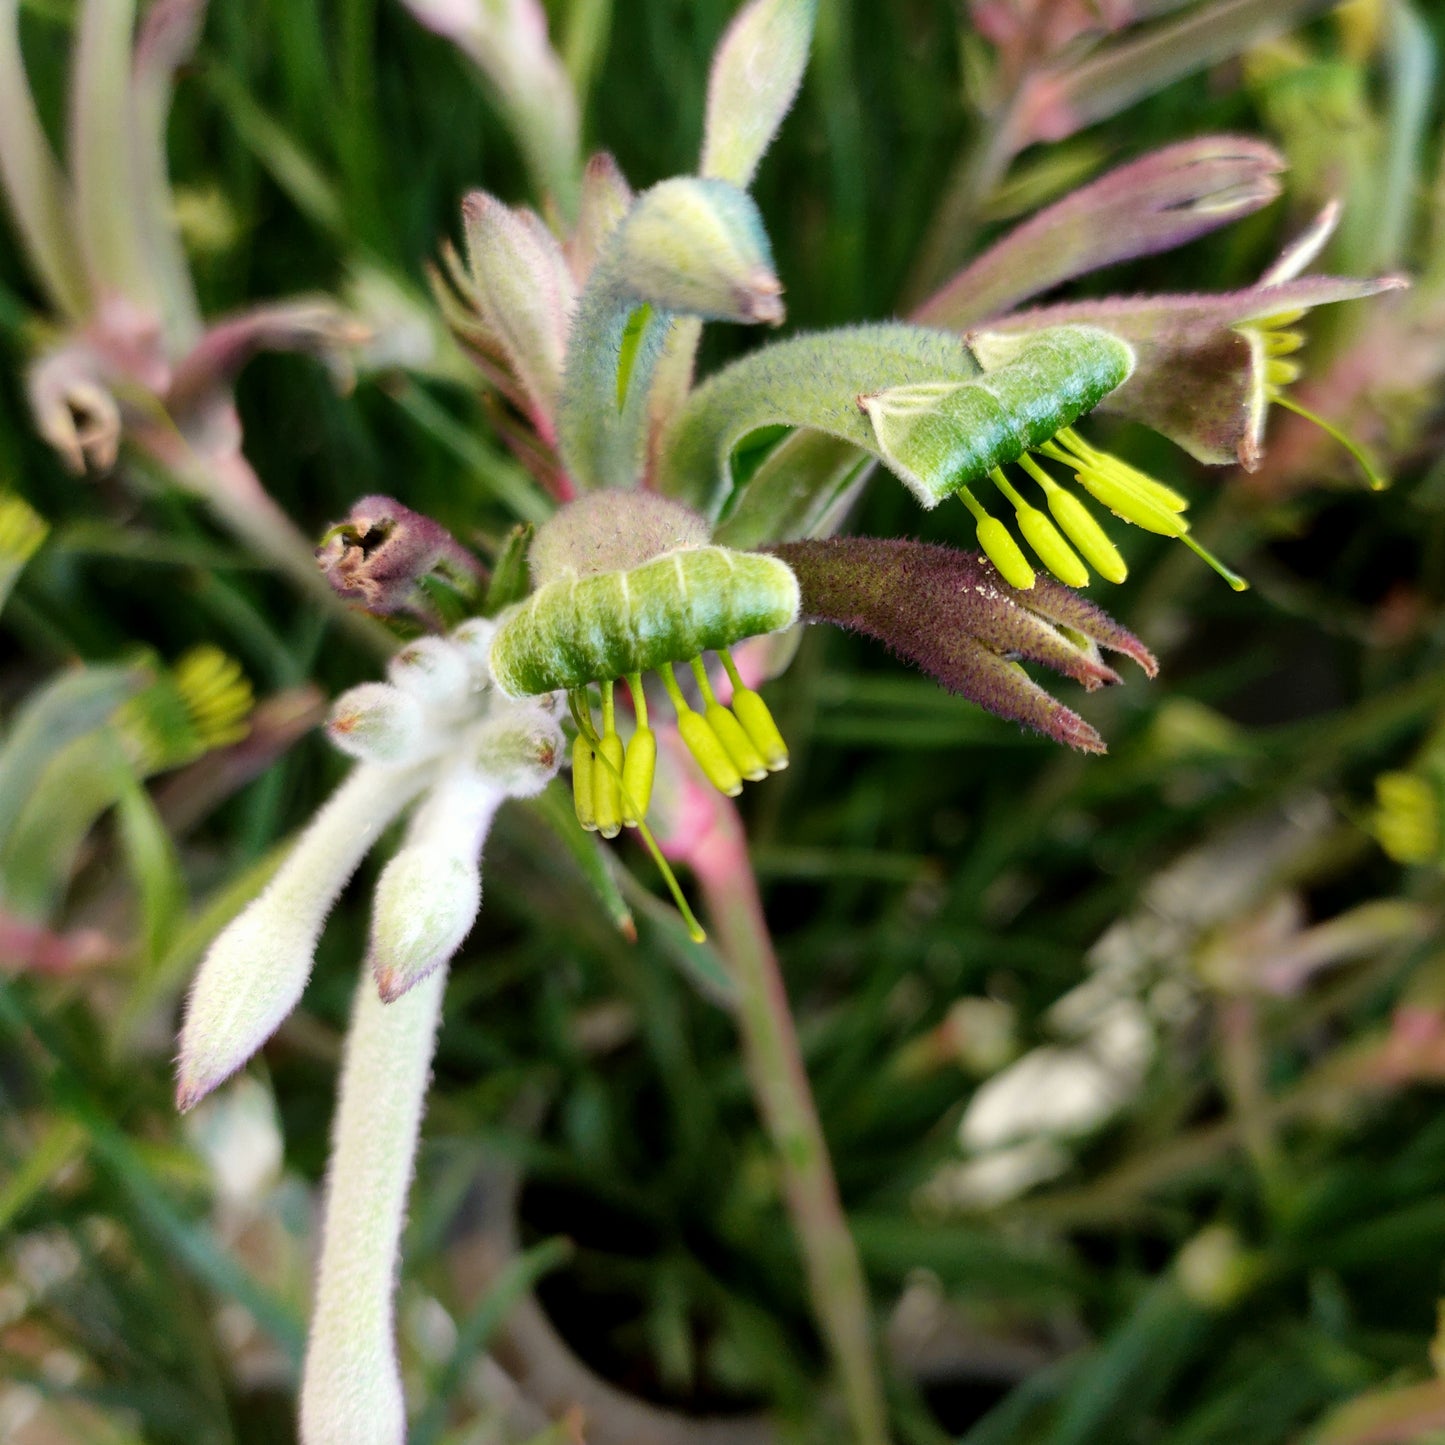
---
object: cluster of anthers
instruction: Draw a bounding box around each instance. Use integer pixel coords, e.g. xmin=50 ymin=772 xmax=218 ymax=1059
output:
xmin=487 ymin=492 xmax=795 ymax=841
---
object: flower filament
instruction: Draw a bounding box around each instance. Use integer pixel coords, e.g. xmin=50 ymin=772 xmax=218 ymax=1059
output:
xmin=1248 ymin=308 xmax=1387 ymax=492
xmin=955 ymin=425 xmax=1248 ymax=593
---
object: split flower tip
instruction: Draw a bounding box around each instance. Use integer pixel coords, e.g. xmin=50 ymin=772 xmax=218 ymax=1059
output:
xmin=770 ymin=537 xmax=1156 ymax=753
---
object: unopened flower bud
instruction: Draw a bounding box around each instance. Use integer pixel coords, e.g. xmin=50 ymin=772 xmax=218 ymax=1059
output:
xmin=370 ymin=846 xmax=481 ymax=1002
xmin=387 ymin=636 xmax=473 ymax=708
xmin=469 ymin=705 xmax=564 ymax=796
xmin=449 ymin=617 xmax=497 ymax=684
xmin=176 ymin=764 xmax=428 ymax=1110
xmin=327 ymin=684 xmax=427 ymax=764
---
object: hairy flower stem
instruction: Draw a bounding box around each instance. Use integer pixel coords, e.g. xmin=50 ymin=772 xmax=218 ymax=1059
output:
xmin=300 ymin=960 xmax=449 ymax=1445
xmin=690 ymin=798 xmax=889 ymax=1445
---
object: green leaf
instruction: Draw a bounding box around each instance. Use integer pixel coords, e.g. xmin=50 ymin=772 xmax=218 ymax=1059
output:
xmin=114 ymin=766 xmax=188 ymax=965
xmin=0 ymin=663 xmax=147 ymax=858
xmin=0 ymin=0 xmax=89 ymax=315
xmin=657 ymin=323 xmax=981 ymax=516
xmin=409 ymin=1236 xmax=573 ymax=1445
xmin=482 ymin=522 xmax=536 ymax=616
xmin=618 ymin=868 xmax=736 ymax=1006
xmin=701 ymin=0 xmax=818 ymax=188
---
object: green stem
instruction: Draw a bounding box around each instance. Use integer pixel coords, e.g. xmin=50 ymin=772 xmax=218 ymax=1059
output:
xmin=690 ymin=798 xmax=890 ymax=1445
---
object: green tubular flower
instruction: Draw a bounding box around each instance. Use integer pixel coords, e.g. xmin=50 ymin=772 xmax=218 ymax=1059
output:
xmin=489 ymin=493 xmax=796 ymax=837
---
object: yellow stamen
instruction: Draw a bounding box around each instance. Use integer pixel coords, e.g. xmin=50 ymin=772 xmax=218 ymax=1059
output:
xmin=691 ymin=657 xmax=768 ymax=781
xmin=720 ymin=651 xmax=789 ymax=771
xmin=593 ymin=679 xmax=625 ymax=838
xmin=1019 ymin=454 xmax=1128 ymax=584
xmin=621 ymin=675 xmax=655 ymax=826
xmin=958 ymin=484 xmax=1035 ymax=589
xmin=990 ymin=468 xmax=1089 ymax=588
xmin=663 ymin=662 xmax=742 ymax=796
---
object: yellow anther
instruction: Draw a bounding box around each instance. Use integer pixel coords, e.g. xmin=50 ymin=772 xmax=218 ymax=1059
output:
xmin=990 ymin=469 xmax=1088 ymax=588
xmin=1374 ymin=771 xmax=1440 ymax=865
xmin=1052 ymin=430 xmax=1188 ymax=511
xmin=572 ymin=733 xmax=598 ymax=831
xmin=690 ymin=657 xmax=767 ymax=780
xmin=621 ymin=726 xmax=657 ymax=826
xmin=1255 ymin=308 xmax=1306 ymax=330
xmin=721 ymin=652 xmax=789 ymax=771
xmin=678 ymin=710 xmax=744 ymax=796
xmin=1072 ymin=464 xmax=1188 ymax=538
xmin=663 ymin=662 xmax=743 ymax=796
xmin=592 ymin=679 xmax=625 ymax=838
xmin=1266 ymin=358 xmax=1302 ymax=388
xmin=1020 ymin=455 xmax=1128 ymax=584
xmin=977 ymin=516 xmax=1036 ymax=589
xmin=959 ymin=485 xmax=1034 ymax=588
xmin=1263 ymin=330 xmax=1304 ymax=356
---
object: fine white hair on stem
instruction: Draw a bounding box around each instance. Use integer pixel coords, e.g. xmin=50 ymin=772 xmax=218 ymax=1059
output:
xmin=175 ymin=761 xmax=429 ymax=1111
xmin=299 ymin=959 xmax=448 ymax=1445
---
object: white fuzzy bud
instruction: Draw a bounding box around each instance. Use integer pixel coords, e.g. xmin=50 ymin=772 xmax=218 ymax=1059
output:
xmin=469 ymin=702 xmax=564 ymax=796
xmin=176 ymin=764 xmax=427 ymax=1111
xmin=448 ymin=617 xmax=498 ymax=685
xmin=326 ymin=684 xmax=427 ymax=765
xmin=370 ymin=846 xmax=481 ymax=1002
xmin=386 ymin=636 xmax=473 ymax=709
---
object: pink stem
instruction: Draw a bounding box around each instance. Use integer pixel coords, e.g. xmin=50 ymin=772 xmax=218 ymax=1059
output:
xmin=687 ymin=795 xmax=890 ymax=1445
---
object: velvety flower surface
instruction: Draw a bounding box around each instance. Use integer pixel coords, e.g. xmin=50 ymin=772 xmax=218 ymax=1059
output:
xmin=771 ymin=537 xmax=1157 ymax=753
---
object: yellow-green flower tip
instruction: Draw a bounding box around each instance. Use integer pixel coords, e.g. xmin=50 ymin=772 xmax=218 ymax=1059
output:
xmin=706 ymin=703 xmax=768 ymax=781
xmin=731 ymin=688 xmax=789 ymax=771
xmin=976 ymin=516 xmax=1036 ymax=590
xmin=593 ymin=731 xmax=626 ymax=838
xmin=678 ymin=709 xmax=743 ymax=796
xmin=1015 ymin=504 xmax=1089 ymax=588
xmin=1044 ymin=488 xmax=1128 ymax=584
xmin=572 ymin=735 xmax=598 ymax=831
xmin=621 ymin=726 xmax=657 ymax=827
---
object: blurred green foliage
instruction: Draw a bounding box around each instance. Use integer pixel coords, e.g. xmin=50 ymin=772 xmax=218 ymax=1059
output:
xmin=4 ymin=1 xmax=1445 ymax=1442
